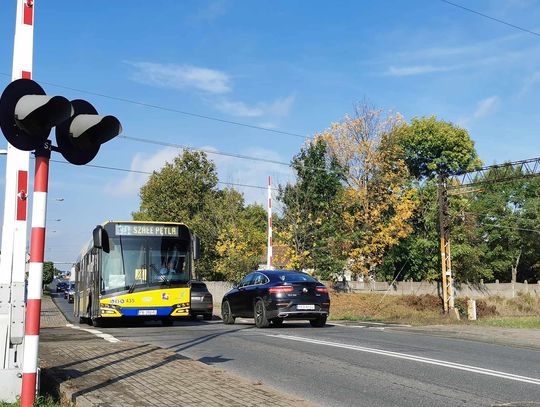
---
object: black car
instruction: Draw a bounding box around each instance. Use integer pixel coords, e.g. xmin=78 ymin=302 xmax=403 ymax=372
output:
xmin=190 ymin=281 xmax=213 ymax=320
xmin=56 ymin=281 xmax=68 ymax=293
xmin=221 ymin=270 xmax=330 ymax=328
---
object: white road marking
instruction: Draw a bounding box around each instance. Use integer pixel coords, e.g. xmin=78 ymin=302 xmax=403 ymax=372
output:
xmin=66 ymin=323 xmax=121 ymax=343
xmin=270 ymin=333 xmax=540 ymax=386
xmin=330 ymin=323 xmax=366 ymax=328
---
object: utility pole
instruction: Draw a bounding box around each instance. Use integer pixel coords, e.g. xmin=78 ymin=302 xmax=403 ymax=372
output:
xmin=267 ymin=176 xmax=273 ymax=269
xmin=0 ymin=0 xmax=34 ymax=401
xmin=437 ymin=176 xmax=454 ymax=313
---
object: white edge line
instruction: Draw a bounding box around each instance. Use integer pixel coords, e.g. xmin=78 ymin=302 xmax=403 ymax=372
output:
xmin=66 ymin=323 xmax=121 ymax=343
xmin=271 ymin=334 xmax=540 ymax=386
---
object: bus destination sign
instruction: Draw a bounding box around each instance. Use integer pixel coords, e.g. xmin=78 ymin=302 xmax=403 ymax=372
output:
xmin=115 ymin=224 xmax=179 ymax=237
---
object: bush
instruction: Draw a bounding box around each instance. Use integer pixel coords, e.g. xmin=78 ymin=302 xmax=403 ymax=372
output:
xmin=400 ymin=294 xmax=442 ymax=311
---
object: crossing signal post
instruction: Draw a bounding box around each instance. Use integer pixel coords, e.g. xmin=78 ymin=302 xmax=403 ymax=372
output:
xmin=0 ymin=78 xmax=122 ymax=406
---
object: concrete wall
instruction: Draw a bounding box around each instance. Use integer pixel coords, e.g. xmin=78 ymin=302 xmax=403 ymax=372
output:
xmin=325 ymin=280 xmax=540 ymax=299
xmin=205 ymin=281 xmax=234 ymax=304
xmin=205 ymin=280 xmax=540 ymax=300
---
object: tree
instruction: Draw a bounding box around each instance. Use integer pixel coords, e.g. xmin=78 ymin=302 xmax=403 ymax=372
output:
xmin=379 ymin=179 xmax=492 ymax=283
xmin=397 ymin=116 xmax=482 ymax=179
xmin=42 ymin=261 xmax=56 ymax=287
xmin=278 ymin=138 xmax=346 ymax=279
xmin=133 ymin=150 xmax=220 ymax=279
xmin=469 ymin=168 xmax=540 ymax=283
xmin=214 ymin=200 xmax=267 ymax=282
xmin=320 ymin=104 xmax=418 ymax=278
xmin=380 ymin=116 xmax=489 ymax=283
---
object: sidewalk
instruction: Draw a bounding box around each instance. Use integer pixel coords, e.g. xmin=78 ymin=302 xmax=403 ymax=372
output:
xmin=39 ymin=297 xmax=316 ymax=407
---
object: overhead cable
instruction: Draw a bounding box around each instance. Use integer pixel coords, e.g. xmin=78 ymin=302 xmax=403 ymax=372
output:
xmin=440 ymin=0 xmax=540 ymax=38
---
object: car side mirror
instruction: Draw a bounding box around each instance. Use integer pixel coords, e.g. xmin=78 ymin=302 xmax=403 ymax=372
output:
xmin=93 ymin=225 xmax=110 ymax=253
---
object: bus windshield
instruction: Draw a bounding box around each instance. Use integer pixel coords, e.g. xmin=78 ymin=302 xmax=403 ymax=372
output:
xmin=101 ymin=235 xmax=190 ymax=293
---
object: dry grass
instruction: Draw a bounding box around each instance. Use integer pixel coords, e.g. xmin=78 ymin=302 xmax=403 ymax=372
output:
xmin=329 ymin=291 xmax=540 ymax=326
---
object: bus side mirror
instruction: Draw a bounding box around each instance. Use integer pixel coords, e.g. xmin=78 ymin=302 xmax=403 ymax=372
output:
xmin=193 ymin=235 xmax=201 ymax=260
xmin=93 ymin=225 xmax=110 ymax=253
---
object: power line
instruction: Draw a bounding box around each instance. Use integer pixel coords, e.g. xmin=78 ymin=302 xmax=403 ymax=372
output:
xmin=47 ymin=157 xmax=278 ymax=191
xmin=120 ymin=135 xmax=291 ymax=167
xmin=478 ymin=222 xmax=540 ymax=234
xmin=440 ymin=0 xmax=540 ymax=38
xmin=0 ymin=72 xmax=309 ymax=140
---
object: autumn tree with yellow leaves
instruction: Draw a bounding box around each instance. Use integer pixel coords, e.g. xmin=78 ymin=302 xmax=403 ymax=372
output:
xmin=319 ymin=104 xmax=418 ymax=277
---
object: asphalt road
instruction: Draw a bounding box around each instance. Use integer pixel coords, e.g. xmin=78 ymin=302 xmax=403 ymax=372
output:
xmin=51 ymin=290 xmax=540 ymax=407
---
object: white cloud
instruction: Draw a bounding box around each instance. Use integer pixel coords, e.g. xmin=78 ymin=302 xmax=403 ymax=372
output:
xmin=214 ymin=94 xmax=295 ymax=117
xmin=519 ymin=71 xmax=540 ymax=96
xmin=104 ymin=147 xmax=179 ymax=196
xmin=128 ymin=62 xmax=231 ymax=94
xmin=473 ymin=96 xmax=501 ymax=119
xmin=385 ymin=65 xmax=454 ymax=77
xmin=104 ymin=146 xmax=295 ymax=205
xmin=209 ymin=146 xmax=294 ymax=204
xmin=214 ymin=100 xmax=264 ymax=117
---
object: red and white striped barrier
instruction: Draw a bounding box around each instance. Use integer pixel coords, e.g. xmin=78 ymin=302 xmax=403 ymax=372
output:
xmin=21 ymin=150 xmax=49 ymax=407
xmin=267 ymin=176 xmax=273 ymax=269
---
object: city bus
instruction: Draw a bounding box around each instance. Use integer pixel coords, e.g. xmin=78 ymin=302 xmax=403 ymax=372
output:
xmin=74 ymin=221 xmax=200 ymax=327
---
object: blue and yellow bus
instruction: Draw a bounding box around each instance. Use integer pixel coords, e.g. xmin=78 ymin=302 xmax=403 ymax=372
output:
xmin=74 ymin=221 xmax=200 ymax=327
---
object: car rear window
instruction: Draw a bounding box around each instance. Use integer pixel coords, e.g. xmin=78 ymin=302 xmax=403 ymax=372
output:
xmin=277 ymin=273 xmax=317 ymax=283
xmin=191 ymin=282 xmax=207 ymax=290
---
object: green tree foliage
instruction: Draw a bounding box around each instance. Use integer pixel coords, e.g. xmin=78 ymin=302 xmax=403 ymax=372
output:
xmin=397 ymin=116 xmax=482 ymax=179
xmin=379 ymin=116 xmax=491 ymax=283
xmin=468 ymin=168 xmax=540 ymax=283
xmin=379 ymin=181 xmax=491 ymax=283
xmin=133 ymin=150 xmax=221 ymax=279
xmin=215 ymin=198 xmax=267 ymax=282
xmin=133 ymin=150 xmax=268 ymax=281
xmin=278 ymin=139 xmax=346 ymax=280
xmin=42 ymin=261 xmax=56 ymax=286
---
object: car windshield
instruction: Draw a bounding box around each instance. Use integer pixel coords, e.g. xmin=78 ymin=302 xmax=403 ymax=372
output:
xmin=277 ymin=272 xmax=317 ymax=283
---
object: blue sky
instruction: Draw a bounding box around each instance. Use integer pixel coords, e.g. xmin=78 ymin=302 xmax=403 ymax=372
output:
xmin=0 ymin=0 xmax=539 ymax=268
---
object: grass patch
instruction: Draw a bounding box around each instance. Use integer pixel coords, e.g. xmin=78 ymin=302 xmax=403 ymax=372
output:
xmin=475 ymin=316 xmax=540 ymax=329
xmin=329 ymin=291 xmax=540 ymax=326
xmin=0 ymin=395 xmax=60 ymax=407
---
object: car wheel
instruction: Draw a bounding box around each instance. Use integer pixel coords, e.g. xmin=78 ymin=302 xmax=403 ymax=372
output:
xmin=309 ymin=315 xmax=327 ymax=328
xmin=254 ymin=300 xmax=270 ymax=328
xmin=271 ymin=318 xmax=284 ymax=328
xmin=203 ymin=313 xmax=213 ymax=321
xmin=221 ymin=301 xmax=235 ymax=325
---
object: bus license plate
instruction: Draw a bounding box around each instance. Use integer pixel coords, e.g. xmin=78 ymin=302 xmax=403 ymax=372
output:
xmin=297 ymin=304 xmax=315 ymax=310
xmin=138 ymin=310 xmax=157 ymax=316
